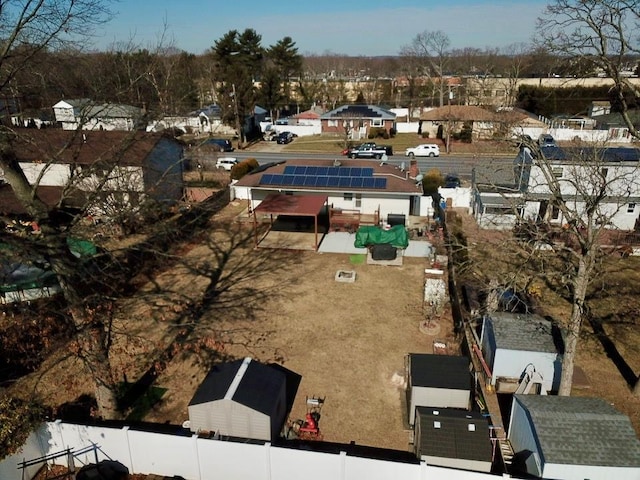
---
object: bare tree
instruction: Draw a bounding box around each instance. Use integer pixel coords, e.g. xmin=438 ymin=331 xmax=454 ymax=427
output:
xmin=537 ymin=0 xmax=640 ymax=139
xmin=400 ymin=30 xmax=451 ymax=107
xmin=473 ymin=141 xmax=640 ymax=396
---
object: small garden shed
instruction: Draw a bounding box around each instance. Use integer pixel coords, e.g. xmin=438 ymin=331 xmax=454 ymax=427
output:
xmin=508 ymin=395 xmax=640 ymax=480
xmin=407 ymin=354 xmax=471 ymax=425
xmin=414 ymin=407 xmax=492 ymax=472
xmin=188 ymin=357 xmax=288 ymax=441
xmin=480 ymin=312 xmax=563 ymax=393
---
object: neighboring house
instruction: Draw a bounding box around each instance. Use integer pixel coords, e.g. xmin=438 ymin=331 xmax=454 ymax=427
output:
xmin=231 ymin=158 xmax=426 ymax=222
xmin=480 ymin=312 xmax=563 ymax=393
xmin=53 ymin=99 xmax=144 ymax=131
xmin=414 ymin=407 xmax=492 ymax=473
xmin=320 ymin=105 xmax=396 ymax=139
xmin=146 ymin=104 xmax=234 ymax=136
xmin=593 ymin=109 xmax=640 ymax=141
xmin=473 ymin=146 xmax=640 ymax=231
xmin=187 ymin=357 xmax=288 ymax=442
xmin=406 ymin=354 xmax=471 ymax=425
xmin=2 ymin=129 xmax=184 ymax=217
xmin=508 ymin=395 xmax=640 ymax=480
xmin=419 ymin=105 xmax=497 ymax=140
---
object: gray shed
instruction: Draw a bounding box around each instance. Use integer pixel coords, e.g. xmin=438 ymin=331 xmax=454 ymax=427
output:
xmin=508 ymin=395 xmax=640 ymax=480
xmin=188 ymin=357 xmax=287 ymax=441
xmin=415 ymin=407 xmax=492 ymax=472
xmin=407 ymin=354 xmax=471 ymax=425
xmin=480 ymin=312 xmax=563 ymax=393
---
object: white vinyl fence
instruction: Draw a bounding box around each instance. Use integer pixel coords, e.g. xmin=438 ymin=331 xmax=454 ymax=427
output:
xmin=0 ymin=422 xmax=507 ymax=480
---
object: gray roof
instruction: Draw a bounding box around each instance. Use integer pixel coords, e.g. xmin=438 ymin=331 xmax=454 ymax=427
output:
xmin=416 ymin=407 xmax=492 ymax=463
xmin=321 ymin=104 xmax=396 ymax=120
xmin=514 ymin=395 xmax=640 ymax=467
xmin=487 ymin=312 xmax=560 ymax=354
xmin=410 ymin=354 xmax=471 ymax=391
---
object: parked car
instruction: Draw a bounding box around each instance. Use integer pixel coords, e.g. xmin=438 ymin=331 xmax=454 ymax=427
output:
xmin=405 ymin=144 xmax=440 ymax=158
xmin=215 ymin=157 xmax=238 ymax=171
xmin=204 ymin=138 xmax=235 ymax=152
xmin=538 ymin=134 xmax=557 ymax=147
xmin=444 ymin=173 xmax=461 ymax=188
xmin=276 ymin=131 xmax=294 ymax=144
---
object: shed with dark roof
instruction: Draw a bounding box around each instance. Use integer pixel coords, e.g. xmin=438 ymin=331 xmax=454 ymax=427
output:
xmin=415 ymin=407 xmax=492 ymax=472
xmin=407 ymin=354 xmax=471 ymax=425
xmin=187 ymin=357 xmax=288 ymax=441
xmin=481 ymin=313 xmax=563 ymax=393
xmin=508 ymin=395 xmax=640 ymax=480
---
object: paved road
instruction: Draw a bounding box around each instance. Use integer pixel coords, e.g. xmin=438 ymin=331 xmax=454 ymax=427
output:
xmin=228 ymin=149 xmax=514 ymax=180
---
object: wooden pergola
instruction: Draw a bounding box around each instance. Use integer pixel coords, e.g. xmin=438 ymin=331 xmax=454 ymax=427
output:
xmin=252 ymin=194 xmax=329 ymax=251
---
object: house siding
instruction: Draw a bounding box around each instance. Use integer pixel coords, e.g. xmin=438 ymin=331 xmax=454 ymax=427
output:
xmin=188 ymin=399 xmax=271 ymax=441
xmin=143 ymin=137 xmax=184 ymax=202
xmin=508 ymin=400 xmax=543 ymax=477
xmin=409 ymin=387 xmax=470 ymax=425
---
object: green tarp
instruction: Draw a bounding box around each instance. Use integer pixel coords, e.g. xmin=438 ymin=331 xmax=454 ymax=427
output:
xmin=354 ymin=225 xmax=409 ymax=249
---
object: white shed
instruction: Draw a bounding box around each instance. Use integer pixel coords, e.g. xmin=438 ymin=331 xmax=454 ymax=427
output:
xmin=187 ymin=357 xmax=288 ymax=441
xmin=407 ymin=354 xmax=471 ymax=425
xmin=508 ymin=395 xmax=640 ymax=480
xmin=415 ymin=407 xmax=492 ymax=472
xmin=480 ymin=312 xmax=563 ymax=393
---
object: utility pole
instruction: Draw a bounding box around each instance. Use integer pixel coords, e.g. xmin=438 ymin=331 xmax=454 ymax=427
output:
xmin=446 ymin=86 xmax=453 ymax=154
xmin=232 ymin=83 xmax=242 ymax=150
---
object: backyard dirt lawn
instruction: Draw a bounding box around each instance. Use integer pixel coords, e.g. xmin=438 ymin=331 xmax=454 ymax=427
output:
xmin=8 ymin=200 xmax=640 ymax=455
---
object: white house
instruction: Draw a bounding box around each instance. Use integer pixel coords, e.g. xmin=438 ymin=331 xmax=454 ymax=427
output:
xmin=53 ymin=99 xmax=144 ymax=131
xmin=2 ymin=129 xmax=184 ymax=217
xmin=473 ymin=146 xmax=640 ymax=231
xmin=508 ymin=395 xmax=640 ymax=480
xmin=232 ymin=158 xmax=427 ymax=222
xmin=480 ymin=312 xmax=562 ymax=393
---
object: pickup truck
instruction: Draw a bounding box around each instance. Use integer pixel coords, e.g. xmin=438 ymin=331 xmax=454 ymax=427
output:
xmin=346 ymin=142 xmax=393 ymax=159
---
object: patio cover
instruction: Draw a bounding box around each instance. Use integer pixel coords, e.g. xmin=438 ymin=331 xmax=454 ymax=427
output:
xmin=252 ymin=194 xmax=328 ymax=251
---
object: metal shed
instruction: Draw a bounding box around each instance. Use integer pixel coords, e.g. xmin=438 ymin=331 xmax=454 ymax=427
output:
xmin=407 ymin=354 xmax=471 ymax=425
xmin=187 ymin=357 xmax=287 ymax=441
xmin=480 ymin=312 xmax=563 ymax=393
xmin=414 ymin=407 xmax=492 ymax=472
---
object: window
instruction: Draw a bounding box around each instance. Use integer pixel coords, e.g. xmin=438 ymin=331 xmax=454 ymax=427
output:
xmin=355 ymin=194 xmax=362 ymax=208
xmin=371 ymin=118 xmax=383 ymax=127
xmin=552 ymin=167 xmax=564 ymax=178
xmin=328 ymin=119 xmax=337 ymax=127
xmin=344 ymin=193 xmax=353 ymax=201
xmin=627 ymin=203 xmax=636 ymax=213
xmin=485 ymin=206 xmax=514 ymax=215
xmin=601 ymin=168 xmax=608 ymax=179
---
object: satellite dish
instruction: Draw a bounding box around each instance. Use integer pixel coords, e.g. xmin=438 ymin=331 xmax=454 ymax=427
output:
xmin=415 ymin=174 xmax=424 ymax=182
xmin=400 ymin=161 xmax=406 ymax=171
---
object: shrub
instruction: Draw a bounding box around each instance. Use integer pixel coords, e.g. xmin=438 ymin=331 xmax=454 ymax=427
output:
xmin=230 ymin=158 xmax=260 ymax=180
xmin=421 ymin=131 xmax=430 ymax=138
xmin=389 ymin=127 xmax=397 ymax=137
xmin=422 ymin=168 xmax=444 ymax=195
xmin=382 ymin=130 xmax=390 ymax=139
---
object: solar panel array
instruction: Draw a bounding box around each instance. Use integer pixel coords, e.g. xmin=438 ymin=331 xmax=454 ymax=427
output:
xmin=260 ymin=165 xmax=387 ymax=189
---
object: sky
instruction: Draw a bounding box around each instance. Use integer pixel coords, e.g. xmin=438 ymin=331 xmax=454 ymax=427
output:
xmin=93 ymin=0 xmax=550 ymax=56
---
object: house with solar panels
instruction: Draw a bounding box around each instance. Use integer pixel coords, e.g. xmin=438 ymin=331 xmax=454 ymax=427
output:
xmin=320 ymin=104 xmax=396 ymax=139
xmin=508 ymin=395 xmax=640 ymax=480
xmin=231 ymin=158 xmax=426 ymax=228
xmin=473 ymin=145 xmax=640 ymax=230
